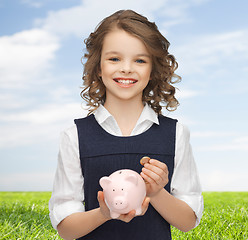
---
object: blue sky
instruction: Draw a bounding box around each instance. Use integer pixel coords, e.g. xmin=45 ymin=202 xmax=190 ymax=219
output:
xmin=0 ymin=0 xmax=247 ymax=191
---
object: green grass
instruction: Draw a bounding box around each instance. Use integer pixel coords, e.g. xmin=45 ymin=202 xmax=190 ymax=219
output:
xmin=0 ymin=192 xmax=60 ymax=240
xmin=172 ymin=192 xmax=248 ymax=239
xmin=0 ymin=192 xmax=247 ymax=239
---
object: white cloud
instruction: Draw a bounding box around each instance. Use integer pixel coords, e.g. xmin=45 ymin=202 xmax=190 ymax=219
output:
xmin=201 ymin=170 xmax=248 ymax=191
xmin=174 ymin=30 xmax=248 ymax=75
xmin=0 ymin=28 xmax=60 ymax=88
xmin=191 ymin=131 xmax=248 ymax=152
xmin=0 ymin=102 xmax=88 ymax=148
xmin=34 ymin=0 xmax=207 ymax=38
xmin=197 ymin=136 xmax=248 ymax=152
xmin=49 ymin=86 xmax=76 ymax=102
xmin=0 ymin=171 xmax=55 ymax=191
xmin=176 ymin=88 xmax=202 ymax=99
xmin=160 ymin=2 xmax=188 ymax=18
xmin=192 ymin=131 xmax=237 ymax=138
xmin=234 ymin=136 xmax=248 ymax=144
xmin=34 ymin=0 xmax=134 ymax=38
xmin=0 ymin=103 xmax=86 ymax=124
xmin=21 ymin=0 xmax=43 ymax=8
xmin=0 ymin=93 xmax=30 ymax=109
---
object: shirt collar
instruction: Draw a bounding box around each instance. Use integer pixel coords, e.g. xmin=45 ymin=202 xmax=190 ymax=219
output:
xmin=136 ymin=103 xmax=159 ymax=126
xmin=94 ymin=104 xmax=159 ymax=126
xmin=94 ymin=104 xmax=113 ymax=125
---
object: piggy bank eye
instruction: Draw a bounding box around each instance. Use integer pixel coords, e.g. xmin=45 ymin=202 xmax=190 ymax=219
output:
xmin=121 ymin=188 xmax=124 ymax=191
xmin=112 ymin=189 xmax=115 ymax=191
xmin=119 ymin=171 xmax=122 ymax=174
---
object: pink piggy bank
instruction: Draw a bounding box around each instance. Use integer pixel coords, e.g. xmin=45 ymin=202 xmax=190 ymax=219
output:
xmin=99 ymin=169 xmax=146 ymax=219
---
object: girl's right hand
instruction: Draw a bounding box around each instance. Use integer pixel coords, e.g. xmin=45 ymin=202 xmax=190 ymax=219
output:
xmin=97 ymin=191 xmax=150 ymax=223
xmin=97 ymin=191 xmax=112 ymax=221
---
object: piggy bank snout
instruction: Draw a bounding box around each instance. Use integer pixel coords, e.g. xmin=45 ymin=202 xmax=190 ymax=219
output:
xmin=113 ymin=196 xmax=128 ymax=210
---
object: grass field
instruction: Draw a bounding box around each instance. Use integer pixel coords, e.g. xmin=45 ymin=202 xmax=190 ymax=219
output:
xmin=0 ymin=192 xmax=247 ymax=239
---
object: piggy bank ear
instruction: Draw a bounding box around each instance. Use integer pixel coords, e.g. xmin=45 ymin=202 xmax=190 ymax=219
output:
xmin=99 ymin=177 xmax=112 ymax=189
xmin=125 ymin=174 xmax=138 ymax=185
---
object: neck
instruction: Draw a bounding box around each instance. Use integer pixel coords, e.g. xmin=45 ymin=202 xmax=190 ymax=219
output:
xmin=104 ymin=98 xmax=144 ymax=136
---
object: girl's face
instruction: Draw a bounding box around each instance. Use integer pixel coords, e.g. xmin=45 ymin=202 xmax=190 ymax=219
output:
xmin=100 ymin=28 xmax=152 ymax=105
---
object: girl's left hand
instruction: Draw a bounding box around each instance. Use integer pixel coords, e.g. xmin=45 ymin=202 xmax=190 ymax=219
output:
xmin=140 ymin=159 xmax=169 ymax=197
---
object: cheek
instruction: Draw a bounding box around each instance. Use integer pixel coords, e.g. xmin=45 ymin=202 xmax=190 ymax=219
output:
xmin=144 ymin=67 xmax=152 ymax=81
xmin=100 ymin=62 xmax=108 ymax=75
xmin=148 ymin=69 xmax=152 ymax=78
xmin=144 ymin=63 xmax=152 ymax=77
xmin=101 ymin=63 xmax=116 ymax=78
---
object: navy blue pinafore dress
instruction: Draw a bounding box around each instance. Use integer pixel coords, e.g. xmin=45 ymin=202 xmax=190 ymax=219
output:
xmin=74 ymin=114 xmax=177 ymax=240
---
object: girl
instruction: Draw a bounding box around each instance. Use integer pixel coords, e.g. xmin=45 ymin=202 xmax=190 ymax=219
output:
xmin=49 ymin=10 xmax=203 ymax=240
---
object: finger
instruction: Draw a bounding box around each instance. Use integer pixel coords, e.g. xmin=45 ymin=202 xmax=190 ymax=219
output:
xmin=140 ymin=171 xmax=157 ymax=184
xmin=144 ymin=163 xmax=165 ymax=178
xmin=97 ymin=191 xmax=108 ymax=210
xmin=143 ymin=167 xmax=163 ymax=185
xmin=140 ymin=197 xmax=150 ymax=215
xmin=144 ymin=166 xmax=168 ymax=186
xmin=143 ymin=196 xmax=150 ymax=207
xmin=98 ymin=191 xmax=112 ymax=221
xmin=119 ymin=210 xmax=136 ymax=223
xmin=97 ymin=191 xmax=104 ymax=203
xmin=148 ymin=159 xmax=168 ymax=173
xmin=143 ymin=161 xmax=168 ymax=183
xmin=97 ymin=191 xmax=106 ymax=208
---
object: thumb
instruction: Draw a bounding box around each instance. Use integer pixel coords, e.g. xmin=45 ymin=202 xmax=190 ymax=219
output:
xmin=97 ymin=191 xmax=111 ymax=220
xmin=97 ymin=191 xmax=103 ymax=200
xmin=97 ymin=191 xmax=105 ymax=205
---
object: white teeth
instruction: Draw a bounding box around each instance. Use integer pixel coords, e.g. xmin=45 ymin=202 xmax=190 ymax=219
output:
xmin=116 ymin=80 xmax=135 ymax=84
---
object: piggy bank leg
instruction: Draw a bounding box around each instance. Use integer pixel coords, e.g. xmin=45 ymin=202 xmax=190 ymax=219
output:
xmin=110 ymin=211 xmax=120 ymax=219
xmin=135 ymin=207 xmax=142 ymax=216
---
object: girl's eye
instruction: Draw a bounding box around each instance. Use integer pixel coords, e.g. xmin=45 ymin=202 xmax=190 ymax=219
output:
xmin=136 ymin=59 xmax=146 ymax=63
xmin=109 ymin=57 xmax=120 ymax=62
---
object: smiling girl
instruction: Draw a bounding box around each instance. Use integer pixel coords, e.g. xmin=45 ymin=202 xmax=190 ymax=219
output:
xmin=49 ymin=10 xmax=203 ymax=240
xmin=99 ymin=28 xmax=153 ymax=136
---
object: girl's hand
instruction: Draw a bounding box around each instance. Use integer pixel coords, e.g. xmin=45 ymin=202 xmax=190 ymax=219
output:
xmin=97 ymin=191 xmax=112 ymax=221
xmin=97 ymin=191 xmax=150 ymax=223
xmin=140 ymin=159 xmax=169 ymax=197
xmin=118 ymin=196 xmax=150 ymax=223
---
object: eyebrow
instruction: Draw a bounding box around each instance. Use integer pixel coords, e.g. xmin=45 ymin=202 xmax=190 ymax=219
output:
xmin=104 ymin=51 xmax=151 ymax=58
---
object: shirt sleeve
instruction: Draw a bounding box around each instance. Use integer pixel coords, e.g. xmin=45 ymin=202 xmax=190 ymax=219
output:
xmin=49 ymin=125 xmax=85 ymax=230
xmin=171 ymin=122 xmax=204 ymax=228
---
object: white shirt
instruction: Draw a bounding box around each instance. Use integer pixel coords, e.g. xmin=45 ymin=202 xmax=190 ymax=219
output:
xmin=49 ymin=104 xmax=204 ymax=230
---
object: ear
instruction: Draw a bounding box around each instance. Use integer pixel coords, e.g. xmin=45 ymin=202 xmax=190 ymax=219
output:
xmin=99 ymin=177 xmax=111 ymax=189
xmin=125 ymin=174 xmax=138 ymax=185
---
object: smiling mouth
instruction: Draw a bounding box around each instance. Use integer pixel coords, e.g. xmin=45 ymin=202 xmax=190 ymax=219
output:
xmin=113 ymin=78 xmax=138 ymax=85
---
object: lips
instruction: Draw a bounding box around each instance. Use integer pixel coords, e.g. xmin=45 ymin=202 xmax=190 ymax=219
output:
xmin=113 ymin=78 xmax=138 ymax=86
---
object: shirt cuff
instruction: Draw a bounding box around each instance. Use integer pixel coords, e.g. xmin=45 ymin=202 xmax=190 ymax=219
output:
xmin=49 ymin=200 xmax=85 ymax=230
xmin=172 ymin=193 xmax=204 ymax=228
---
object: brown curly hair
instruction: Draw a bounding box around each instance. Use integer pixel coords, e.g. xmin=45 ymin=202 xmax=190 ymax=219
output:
xmin=81 ymin=10 xmax=181 ymax=115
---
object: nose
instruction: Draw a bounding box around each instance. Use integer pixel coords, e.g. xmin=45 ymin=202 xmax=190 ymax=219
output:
xmin=114 ymin=197 xmax=127 ymax=210
xmin=120 ymin=61 xmax=133 ymax=74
